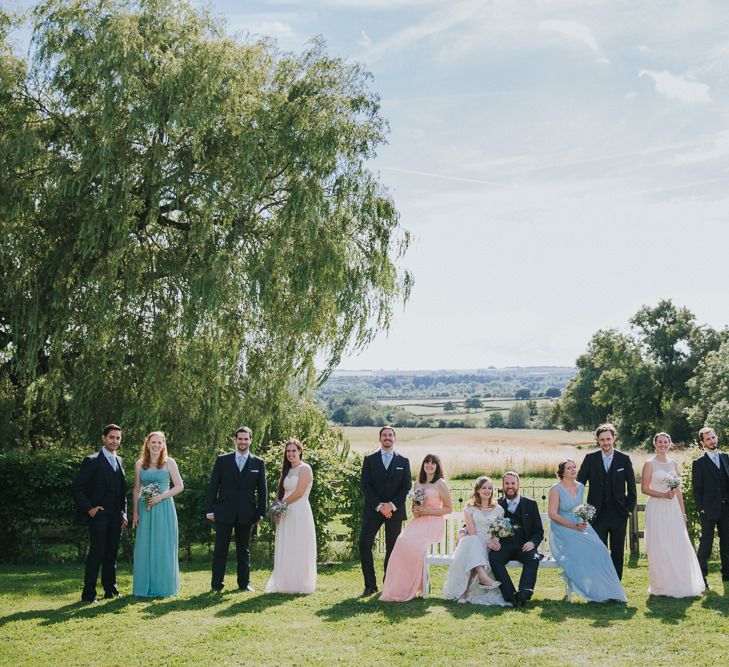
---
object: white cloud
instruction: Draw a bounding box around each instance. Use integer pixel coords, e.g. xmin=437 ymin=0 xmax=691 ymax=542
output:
xmin=639 ymin=69 xmax=711 ymax=103
xmin=539 ymin=19 xmax=599 ymax=53
xmin=357 ymin=29 xmax=372 ymax=48
xmin=668 ymin=130 xmax=729 ymax=165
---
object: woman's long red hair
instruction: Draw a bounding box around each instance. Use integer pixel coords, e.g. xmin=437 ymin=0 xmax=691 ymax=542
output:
xmin=140 ymin=431 xmax=167 ymax=470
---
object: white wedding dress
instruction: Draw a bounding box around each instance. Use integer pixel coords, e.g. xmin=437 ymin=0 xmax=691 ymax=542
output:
xmin=443 ymin=505 xmax=509 ymax=606
xmin=265 ymin=463 xmax=317 ymax=594
xmin=644 ymin=458 xmax=704 ymax=597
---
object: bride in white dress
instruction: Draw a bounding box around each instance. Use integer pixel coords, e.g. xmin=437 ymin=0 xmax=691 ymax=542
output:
xmin=443 ymin=477 xmax=509 ymax=606
xmin=642 ymin=432 xmax=704 ymax=597
xmin=265 ymin=439 xmax=317 ymax=594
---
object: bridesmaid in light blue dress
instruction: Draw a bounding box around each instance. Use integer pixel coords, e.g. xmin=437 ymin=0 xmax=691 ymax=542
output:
xmin=132 ymin=431 xmax=184 ymax=597
xmin=548 ymin=460 xmax=626 ymax=602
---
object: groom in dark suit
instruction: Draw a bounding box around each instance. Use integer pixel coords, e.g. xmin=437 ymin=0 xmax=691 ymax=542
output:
xmin=488 ymin=471 xmax=544 ymax=607
xmin=692 ymin=426 xmax=729 ymax=585
xmin=205 ymin=426 xmax=267 ymax=592
xmin=71 ymin=423 xmax=128 ymax=603
xmin=577 ymin=423 xmax=636 ymax=580
xmin=359 ymin=426 xmax=412 ymax=596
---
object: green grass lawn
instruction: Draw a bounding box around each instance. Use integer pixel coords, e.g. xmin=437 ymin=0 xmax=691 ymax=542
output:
xmin=2 ymin=557 xmax=729 ymax=666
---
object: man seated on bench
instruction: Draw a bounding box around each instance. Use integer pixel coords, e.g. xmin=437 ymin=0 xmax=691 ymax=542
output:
xmin=487 ymin=471 xmax=544 ymax=608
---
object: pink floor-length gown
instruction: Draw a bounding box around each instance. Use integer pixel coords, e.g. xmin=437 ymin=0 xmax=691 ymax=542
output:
xmin=380 ymin=487 xmax=444 ymax=602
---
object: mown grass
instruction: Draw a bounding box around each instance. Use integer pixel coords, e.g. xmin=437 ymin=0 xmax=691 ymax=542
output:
xmin=2 ymin=557 xmax=729 ymax=666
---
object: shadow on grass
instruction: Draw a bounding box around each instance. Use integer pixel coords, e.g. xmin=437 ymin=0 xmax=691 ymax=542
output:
xmin=537 ymin=598 xmax=637 ymax=627
xmin=645 ymin=594 xmax=698 ymax=623
xmin=0 ymin=595 xmax=139 ymax=628
xmin=137 ymin=591 xmax=229 ymax=618
xmin=700 ymin=585 xmax=729 ymax=614
xmin=315 ymin=594 xmax=432 ymax=623
xmin=215 ymin=592 xmax=298 ymax=617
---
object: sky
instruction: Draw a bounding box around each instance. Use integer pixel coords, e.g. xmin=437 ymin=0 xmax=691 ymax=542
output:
xmin=13 ymin=0 xmax=729 ymax=370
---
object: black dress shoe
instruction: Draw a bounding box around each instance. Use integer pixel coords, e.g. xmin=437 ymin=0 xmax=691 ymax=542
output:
xmin=238 ymin=584 xmax=255 ymax=592
xmin=82 ymin=597 xmax=98 ymax=605
xmin=211 ymin=586 xmax=224 ymax=593
xmin=360 ymin=586 xmax=378 ymax=597
xmin=103 ymin=591 xmax=120 ymax=599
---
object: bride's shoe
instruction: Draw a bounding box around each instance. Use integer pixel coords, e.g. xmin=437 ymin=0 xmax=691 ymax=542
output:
xmin=478 ymin=580 xmax=501 ymax=591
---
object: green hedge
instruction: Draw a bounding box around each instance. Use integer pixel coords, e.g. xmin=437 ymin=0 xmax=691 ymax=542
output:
xmin=0 ymin=442 xmax=363 ymax=563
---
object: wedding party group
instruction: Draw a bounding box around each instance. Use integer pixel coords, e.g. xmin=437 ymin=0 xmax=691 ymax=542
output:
xmin=71 ymin=421 xmax=729 ymax=608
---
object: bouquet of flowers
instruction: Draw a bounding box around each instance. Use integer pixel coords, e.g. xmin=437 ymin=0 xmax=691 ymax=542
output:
xmin=408 ymin=488 xmax=426 ymax=506
xmin=267 ymin=500 xmax=288 ymax=520
xmin=665 ymin=472 xmax=682 ymax=490
xmin=573 ymin=503 xmax=596 ymax=523
xmin=139 ymin=483 xmax=160 ymax=511
xmin=489 ymin=517 xmax=516 ymax=539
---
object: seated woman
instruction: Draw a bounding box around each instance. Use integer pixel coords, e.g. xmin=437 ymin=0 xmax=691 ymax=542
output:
xmin=443 ymin=476 xmax=508 ymax=606
xmin=548 ymin=460 xmax=626 ymax=603
xmin=380 ymin=454 xmax=451 ymax=602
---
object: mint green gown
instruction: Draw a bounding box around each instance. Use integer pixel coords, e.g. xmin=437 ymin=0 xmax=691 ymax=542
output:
xmin=133 ymin=467 xmax=179 ymax=597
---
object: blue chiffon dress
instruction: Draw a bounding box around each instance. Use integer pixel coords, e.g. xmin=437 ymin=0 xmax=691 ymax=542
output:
xmin=133 ymin=467 xmax=180 ymax=597
xmin=549 ymin=483 xmax=626 ymax=602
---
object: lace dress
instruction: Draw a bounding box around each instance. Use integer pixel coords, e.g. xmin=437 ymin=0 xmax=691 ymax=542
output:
xmin=443 ymin=505 xmax=509 ymax=606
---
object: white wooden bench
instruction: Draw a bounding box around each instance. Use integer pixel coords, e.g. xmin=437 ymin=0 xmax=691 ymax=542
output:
xmin=422 ymin=511 xmax=570 ymax=601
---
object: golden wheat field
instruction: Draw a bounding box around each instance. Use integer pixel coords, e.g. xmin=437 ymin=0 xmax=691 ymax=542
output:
xmin=342 ymin=426 xmax=692 ymax=478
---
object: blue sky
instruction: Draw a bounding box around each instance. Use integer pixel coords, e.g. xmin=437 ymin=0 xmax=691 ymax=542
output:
xmin=14 ymin=1 xmax=729 ymax=369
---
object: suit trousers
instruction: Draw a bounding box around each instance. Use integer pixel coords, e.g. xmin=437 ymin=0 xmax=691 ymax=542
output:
xmin=358 ymin=513 xmax=404 ymax=589
xmin=697 ymin=502 xmax=729 ymax=580
xmin=592 ymin=509 xmax=628 ymax=580
xmin=211 ymin=520 xmax=254 ymax=590
xmin=488 ymin=541 xmax=540 ymax=602
xmin=82 ymin=511 xmax=122 ymax=601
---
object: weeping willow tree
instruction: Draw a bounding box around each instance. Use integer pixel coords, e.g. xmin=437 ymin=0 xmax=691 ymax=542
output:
xmin=0 ymin=0 xmax=411 ymax=450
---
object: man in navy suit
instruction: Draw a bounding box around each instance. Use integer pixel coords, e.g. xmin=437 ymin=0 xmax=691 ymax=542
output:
xmin=692 ymin=426 xmax=729 ymax=585
xmin=205 ymin=426 xmax=267 ymax=592
xmin=488 ymin=471 xmax=544 ymax=607
xmin=577 ymin=423 xmax=636 ymax=580
xmin=71 ymin=423 xmax=128 ymax=603
xmin=358 ymin=426 xmax=412 ymax=596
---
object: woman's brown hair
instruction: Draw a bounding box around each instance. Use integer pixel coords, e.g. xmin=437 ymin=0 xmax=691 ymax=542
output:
xmin=469 ymin=476 xmax=496 ymax=509
xmin=140 ymin=431 xmax=167 ymax=470
xmin=277 ymin=439 xmax=304 ymax=501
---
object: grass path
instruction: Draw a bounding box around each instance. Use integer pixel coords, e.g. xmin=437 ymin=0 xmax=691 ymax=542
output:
xmin=2 ymin=558 xmax=729 ymax=666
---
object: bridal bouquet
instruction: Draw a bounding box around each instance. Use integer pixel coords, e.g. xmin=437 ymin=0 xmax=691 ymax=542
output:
xmin=573 ymin=503 xmax=596 ymax=522
xmin=665 ymin=473 xmax=682 ymax=490
xmin=408 ymin=488 xmax=426 ymax=506
xmin=139 ymin=483 xmax=160 ymax=511
xmin=489 ymin=517 xmax=516 ymax=539
xmin=267 ymin=500 xmax=288 ymax=520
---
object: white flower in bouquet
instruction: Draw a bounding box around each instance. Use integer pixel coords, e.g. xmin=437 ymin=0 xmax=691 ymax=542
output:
xmin=139 ymin=483 xmax=160 ymax=511
xmin=489 ymin=517 xmax=516 ymax=539
xmin=665 ymin=472 xmax=682 ymax=490
xmin=408 ymin=488 xmax=426 ymax=506
xmin=573 ymin=503 xmax=596 ymax=522
xmin=267 ymin=500 xmax=288 ymax=520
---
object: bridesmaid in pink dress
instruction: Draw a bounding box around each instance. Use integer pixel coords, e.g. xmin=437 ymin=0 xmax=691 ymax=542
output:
xmin=380 ymin=454 xmax=452 ymax=602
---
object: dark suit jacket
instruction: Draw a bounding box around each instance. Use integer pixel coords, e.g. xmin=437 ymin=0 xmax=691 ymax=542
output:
xmin=692 ymin=452 xmax=729 ymax=521
xmin=497 ymin=496 xmax=544 ymax=549
xmin=577 ymin=449 xmax=636 ymax=519
xmin=360 ymin=451 xmax=412 ymax=521
xmin=70 ymin=449 xmax=128 ymax=526
xmin=204 ymin=452 xmax=267 ymax=524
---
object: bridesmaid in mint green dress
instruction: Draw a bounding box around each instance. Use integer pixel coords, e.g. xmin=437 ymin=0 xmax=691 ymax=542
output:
xmin=133 ymin=431 xmax=184 ymax=597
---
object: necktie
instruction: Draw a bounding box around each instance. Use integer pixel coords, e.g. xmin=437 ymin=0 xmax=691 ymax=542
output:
xmin=238 ymin=456 xmax=246 ymax=472
xmin=383 ymin=452 xmax=392 ymax=470
xmin=108 ymin=455 xmax=117 ymax=472
xmin=508 ymin=500 xmax=517 ymax=514
xmin=603 ymin=457 xmax=611 ymax=473
xmin=712 ymin=454 xmax=720 ymax=469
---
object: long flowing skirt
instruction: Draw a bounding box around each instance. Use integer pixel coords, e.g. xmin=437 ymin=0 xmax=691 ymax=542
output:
xmin=550 ymin=521 xmax=626 ymax=602
xmin=133 ymin=498 xmax=179 ymax=597
xmin=380 ymin=515 xmax=444 ymax=602
xmin=442 ymin=535 xmax=508 ymax=606
xmin=265 ymin=499 xmax=317 ymax=594
xmin=645 ymin=496 xmax=704 ymax=597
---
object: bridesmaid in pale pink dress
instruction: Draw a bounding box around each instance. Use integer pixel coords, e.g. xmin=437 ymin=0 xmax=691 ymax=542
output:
xmin=380 ymin=454 xmax=451 ymax=602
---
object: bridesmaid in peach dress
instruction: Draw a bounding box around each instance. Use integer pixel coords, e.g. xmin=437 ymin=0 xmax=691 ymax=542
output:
xmin=380 ymin=454 xmax=451 ymax=602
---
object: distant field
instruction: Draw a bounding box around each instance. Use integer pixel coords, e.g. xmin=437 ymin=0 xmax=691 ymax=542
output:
xmin=342 ymin=427 xmax=691 ymax=478
xmin=376 ymin=397 xmax=554 ymax=423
